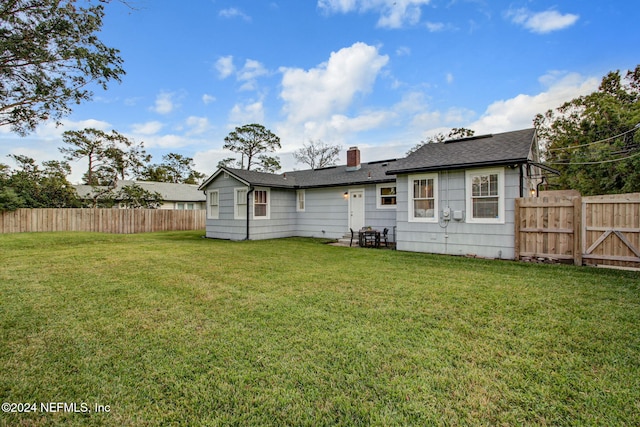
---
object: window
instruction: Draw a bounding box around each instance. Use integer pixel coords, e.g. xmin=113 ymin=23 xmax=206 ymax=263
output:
xmin=377 ymin=184 xmax=397 ymax=209
xmin=296 ymin=190 xmax=305 ymax=212
xmin=207 ymin=190 xmax=219 ymax=219
xmin=409 ymin=174 xmax=438 ymax=222
xmin=234 ymin=188 xmax=247 ymax=219
xmin=177 ymin=202 xmax=195 ymax=210
xmin=466 ymin=168 xmax=504 ymax=223
xmin=253 ymin=188 xmax=270 ymax=219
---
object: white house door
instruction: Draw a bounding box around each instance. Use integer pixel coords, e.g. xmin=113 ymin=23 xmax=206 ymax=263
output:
xmin=348 ymin=189 xmax=365 ymax=231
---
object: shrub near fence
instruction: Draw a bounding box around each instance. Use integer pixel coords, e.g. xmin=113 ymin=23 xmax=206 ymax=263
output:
xmin=0 ymin=209 xmax=206 ymax=234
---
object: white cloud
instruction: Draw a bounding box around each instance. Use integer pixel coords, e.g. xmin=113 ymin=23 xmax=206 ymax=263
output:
xmin=229 ymin=100 xmax=265 ymax=126
xmin=279 ymin=42 xmax=389 ymax=124
xmin=218 ymin=8 xmax=251 ymax=21
xmin=9 ymin=118 xmax=112 ymax=140
xmin=185 ymin=116 xmax=211 ymax=135
xmin=193 ymin=148 xmax=229 ymax=177
xmin=124 ymin=97 xmax=141 ymax=107
xmin=425 ymin=21 xmax=445 ymax=32
xmin=292 ymin=110 xmax=394 ymax=145
xmin=396 ymin=46 xmax=411 ymax=56
xmin=215 ymin=57 xmax=267 ymax=90
xmin=202 ymin=94 xmax=216 ymax=104
xmin=317 ymin=0 xmax=432 ymax=29
xmin=237 ymin=59 xmax=269 ymax=91
xmin=131 ymin=121 xmax=163 ymax=135
xmin=506 ymin=8 xmax=579 ymax=34
xmin=446 ymin=73 xmax=454 ymax=84
xmin=469 ymin=71 xmax=598 ymax=134
xmin=317 ymin=0 xmax=357 ymax=14
xmin=138 ymin=134 xmax=190 ymax=149
xmin=328 ymin=111 xmax=393 ymax=133
xmin=151 ymin=92 xmax=176 ymax=115
xmin=215 ymin=56 xmax=235 ymax=79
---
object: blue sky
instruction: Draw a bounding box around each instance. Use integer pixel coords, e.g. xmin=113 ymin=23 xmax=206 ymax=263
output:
xmin=1 ymin=0 xmax=638 ymax=182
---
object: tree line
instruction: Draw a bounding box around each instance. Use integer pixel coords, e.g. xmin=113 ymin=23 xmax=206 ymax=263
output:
xmin=535 ymin=65 xmax=640 ymax=195
xmin=0 ymin=123 xmax=343 ymax=211
xmin=0 ymin=127 xmax=205 ymax=211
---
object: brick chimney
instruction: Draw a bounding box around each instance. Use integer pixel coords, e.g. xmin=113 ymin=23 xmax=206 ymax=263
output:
xmin=346 ymin=146 xmax=361 ymax=171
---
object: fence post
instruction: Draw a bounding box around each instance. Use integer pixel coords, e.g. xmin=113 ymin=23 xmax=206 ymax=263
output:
xmin=573 ymin=195 xmax=582 ymax=266
xmin=514 ymin=198 xmax=521 ymax=261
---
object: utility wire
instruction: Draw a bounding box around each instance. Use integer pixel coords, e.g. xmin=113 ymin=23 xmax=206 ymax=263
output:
xmin=545 ymin=149 xmax=640 ymax=165
xmin=547 ymin=123 xmax=640 ymax=152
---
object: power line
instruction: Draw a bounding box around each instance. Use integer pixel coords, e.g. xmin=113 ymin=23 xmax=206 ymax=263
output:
xmin=545 ymin=148 xmax=640 ymax=165
xmin=547 ymin=123 xmax=640 ymax=153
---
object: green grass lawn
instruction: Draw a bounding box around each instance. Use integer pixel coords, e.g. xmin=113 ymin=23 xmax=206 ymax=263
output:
xmin=1 ymin=231 xmax=639 ymax=426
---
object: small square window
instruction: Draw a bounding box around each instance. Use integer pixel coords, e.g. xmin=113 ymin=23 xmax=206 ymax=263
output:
xmin=377 ymin=184 xmax=397 ymax=208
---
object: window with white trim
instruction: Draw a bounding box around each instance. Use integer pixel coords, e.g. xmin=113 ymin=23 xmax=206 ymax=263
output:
xmin=376 ymin=184 xmax=396 ymax=209
xmin=234 ymin=188 xmax=247 ymax=219
xmin=466 ymin=168 xmax=505 ymax=223
xmin=177 ymin=202 xmax=195 ymax=210
xmin=207 ymin=190 xmax=219 ymax=219
xmin=409 ymin=174 xmax=438 ymax=222
xmin=296 ymin=190 xmax=305 ymax=212
xmin=253 ymin=188 xmax=270 ymax=219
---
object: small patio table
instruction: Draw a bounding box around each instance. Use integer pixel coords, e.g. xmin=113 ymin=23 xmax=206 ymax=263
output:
xmin=359 ymin=229 xmax=380 ymax=248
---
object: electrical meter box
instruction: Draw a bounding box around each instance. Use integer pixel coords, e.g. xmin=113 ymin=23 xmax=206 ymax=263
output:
xmin=442 ymin=207 xmax=451 ymax=221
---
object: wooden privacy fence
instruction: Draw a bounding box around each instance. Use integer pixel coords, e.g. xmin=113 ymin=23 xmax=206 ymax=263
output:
xmin=0 ymin=208 xmax=206 ymax=234
xmin=515 ymin=191 xmax=640 ymax=269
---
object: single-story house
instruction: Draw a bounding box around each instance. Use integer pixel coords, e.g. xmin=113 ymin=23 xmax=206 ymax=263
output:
xmin=198 ymin=128 xmax=551 ymax=259
xmin=74 ymin=180 xmax=206 ymax=210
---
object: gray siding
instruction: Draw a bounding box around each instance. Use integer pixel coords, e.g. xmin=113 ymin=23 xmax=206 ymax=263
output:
xmin=395 ymin=167 xmax=520 ymax=259
xmin=248 ymin=188 xmax=297 ymax=240
xmin=203 ymin=174 xmax=247 ymax=240
xmin=295 ymin=185 xmax=396 ymax=239
xmin=295 ymin=187 xmax=349 ymax=239
xmin=203 ymin=177 xmax=398 ymax=241
xmin=363 ymin=185 xmax=397 ymax=233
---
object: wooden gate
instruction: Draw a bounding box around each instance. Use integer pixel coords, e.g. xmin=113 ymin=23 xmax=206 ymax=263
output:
xmin=515 ymin=192 xmax=640 ymax=268
xmin=582 ymin=193 xmax=640 ymax=269
xmin=514 ymin=191 xmax=582 ymax=265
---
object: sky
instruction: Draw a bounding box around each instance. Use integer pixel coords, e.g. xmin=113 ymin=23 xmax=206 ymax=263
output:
xmin=1 ymin=0 xmax=639 ymax=183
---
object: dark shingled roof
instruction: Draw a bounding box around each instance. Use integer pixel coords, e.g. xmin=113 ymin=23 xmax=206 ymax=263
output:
xmin=385 ymin=128 xmax=537 ymax=175
xmin=201 ymin=159 xmax=398 ymax=190
xmin=199 ymin=128 xmax=539 ymax=190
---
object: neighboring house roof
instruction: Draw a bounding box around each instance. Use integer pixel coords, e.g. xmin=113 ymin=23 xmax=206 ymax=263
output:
xmin=74 ymin=180 xmax=206 ymax=202
xmin=386 ymin=128 xmax=538 ymax=175
xmin=199 ymin=159 xmax=399 ymax=190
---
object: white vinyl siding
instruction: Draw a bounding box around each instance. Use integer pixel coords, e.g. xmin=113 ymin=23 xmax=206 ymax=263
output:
xmin=409 ymin=173 xmax=438 ymax=222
